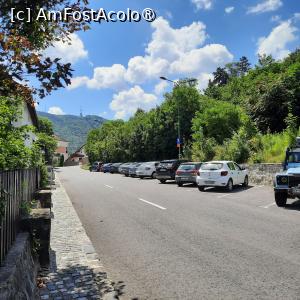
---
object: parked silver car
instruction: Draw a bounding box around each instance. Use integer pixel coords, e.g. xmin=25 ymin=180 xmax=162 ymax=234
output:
xmin=175 ymin=162 xmax=202 ymax=186
xmin=129 ymin=163 xmax=143 ymax=177
xmin=136 ymin=162 xmax=160 ymax=179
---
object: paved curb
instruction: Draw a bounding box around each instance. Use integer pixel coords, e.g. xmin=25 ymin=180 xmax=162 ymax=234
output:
xmin=38 ymin=173 xmax=117 ymax=300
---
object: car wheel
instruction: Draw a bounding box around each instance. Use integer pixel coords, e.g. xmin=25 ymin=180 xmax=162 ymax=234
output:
xmin=275 ymin=191 xmax=287 ymax=207
xmin=151 ymin=172 xmax=157 ymax=179
xmin=125 ymin=174 xmax=129 ymax=177
xmin=160 ymin=179 xmax=166 ymax=184
xmin=198 ymin=186 xmax=205 ymax=191
xmin=226 ymin=179 xmax=233 ymax=192
xmin=242 ymin=175 xmax=249 ymax=187
xmin=177 ymin=183 xmax=183 ymax=187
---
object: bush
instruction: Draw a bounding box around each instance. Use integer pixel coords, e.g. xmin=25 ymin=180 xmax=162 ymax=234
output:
xmin=40 ymin=164 xmax=49 ymax=188
xmin=251 ymin=129 xmax=297 ymax=163
xmin=59 ymin=155 xmax=64 ymax=167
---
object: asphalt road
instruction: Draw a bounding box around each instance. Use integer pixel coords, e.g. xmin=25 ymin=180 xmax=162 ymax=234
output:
xmin=58 ymin=166 xmax=300 ymax=300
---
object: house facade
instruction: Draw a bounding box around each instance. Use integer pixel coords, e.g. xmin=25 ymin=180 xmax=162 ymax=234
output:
xmin=13 ymin=99 xmax=38 ymax=146
xmin=55 ymin=136 xmax=69 ymax=161
xmin=65 ymin=144 xmax=88 ymax=166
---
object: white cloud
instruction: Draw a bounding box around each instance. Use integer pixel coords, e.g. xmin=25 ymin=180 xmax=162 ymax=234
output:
xmin=247 ymin=0 xmax=282 ymax=14
xmin=86 ymin=64 xmax=127 ymax=90
xmin=69 ymin=64 xmax=127 ymax=91
xmin=146 ymin=17 xmax=207 ymax=61
xmin=154 ymin=81 xmax=169 ymax=95
xmin=67 ymin=76 xmax=89 ymax=90
xmin=257 ymin=20 xmax=298 ymax=59
xmin=191 ymin=0 xmax=213 ymax=10
xmin=44 ymin=33 xmax=88 ymax=64
xmin=170 ymin=44 xmax=234 ymax=75
xmin=48 ymin=106 xmax=65 ymax=115
xmin=110 ymin=86 xmax=157 ymax=119
xmin=225 ymin=7 xmax=235 ymax=14
xmin=66 ymin=17 xmax=234 ymax=118
xmin=125 ymin=56 xmax=169 ymax=84
xmin=196 ymin=73 xmax=214 ymax=91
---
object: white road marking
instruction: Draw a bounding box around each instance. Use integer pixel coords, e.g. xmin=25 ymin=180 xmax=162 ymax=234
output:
xmin=260 ymin=202 xmax=276 ymax=209
xmin=138 ymin=198 xmax=166 ymax=210
xmin=217 ymin=194 xmax=231 ymax=199
xmin=104 ymin=185 xmax=114 ymax=189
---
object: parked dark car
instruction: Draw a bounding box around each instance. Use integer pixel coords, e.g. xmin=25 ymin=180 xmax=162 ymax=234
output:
xmin=90 ymin=161 xmax=102 ymax=172
xmin=102 ymin=163 xmax=113 ymax=173
xmin=156 ymin=159 xmax=188 ymax=183
xmin=175 ymin=162 xmax=202 ymax=186
xmin=110 ymin=163 xmax=123 ymax=174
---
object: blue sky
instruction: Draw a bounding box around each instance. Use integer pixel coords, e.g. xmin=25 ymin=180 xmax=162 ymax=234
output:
xmin=38 ymin=0 xmax=300 ymax=119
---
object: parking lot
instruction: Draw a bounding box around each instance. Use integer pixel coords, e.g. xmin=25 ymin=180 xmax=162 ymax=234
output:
xmin=59 ymin=166 xmax=300 ymax=300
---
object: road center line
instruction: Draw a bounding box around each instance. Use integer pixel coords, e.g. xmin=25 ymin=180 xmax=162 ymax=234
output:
xmin=138 ymin=198 xmax=167 ymax=210
xmin=104 ymin=185 xmax=114 ymax=189
xmin=260 ymin=202 xmax=276 ymax=209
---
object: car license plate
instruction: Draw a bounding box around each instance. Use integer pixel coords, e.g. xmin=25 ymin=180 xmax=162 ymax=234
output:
xmin=160 ymin=168 xmax=167 ymax=172
xmin=205 ymin=180 xmax=215 ymax=184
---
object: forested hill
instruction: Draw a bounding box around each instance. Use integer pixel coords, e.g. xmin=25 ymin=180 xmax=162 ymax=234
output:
xmin=85 ymin=50 xmax=300 ymax=164
xmin=37 ymin=112 xmax=106 ymax=154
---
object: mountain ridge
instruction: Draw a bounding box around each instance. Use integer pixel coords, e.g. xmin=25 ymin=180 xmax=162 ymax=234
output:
xmin=37 ymin=111 xmax=106 ymax=153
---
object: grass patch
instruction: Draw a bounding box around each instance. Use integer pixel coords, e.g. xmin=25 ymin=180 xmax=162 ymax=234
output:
xmin=80 ymin=164 xmax=90 ymax=171
xmin=255 ymin=131 xmax=291 ymax=163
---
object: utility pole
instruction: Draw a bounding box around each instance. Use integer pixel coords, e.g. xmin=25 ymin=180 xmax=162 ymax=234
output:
xmin=159 ymin=77 xmax=196 ymax=159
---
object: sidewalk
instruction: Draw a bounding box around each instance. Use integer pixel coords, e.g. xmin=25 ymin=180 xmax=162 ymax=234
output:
xmin=38 ymin=174 xmax=116 ymax=300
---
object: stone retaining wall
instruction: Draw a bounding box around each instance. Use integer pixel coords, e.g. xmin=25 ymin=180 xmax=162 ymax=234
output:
xmin=245 ymin=163 xmax=282 ymax=186
xmin=0 ymin=232 xmax=38 ymax=300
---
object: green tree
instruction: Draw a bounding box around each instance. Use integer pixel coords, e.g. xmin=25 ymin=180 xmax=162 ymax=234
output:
xmin=0 ymin=96 xmax=40 ymax=169
xmin=0 ymin=0 xmax=90 ymax=98
xmin=36 ymin=116 xmax=57 ymax=164
xmin=212 ymin=67 xmax=229 ymax=86
xmin=38 ymin=117 xmax=54 ymax=135
xmin=237 ymin=56 xmax=251 ymax=75
xmin=257 ymin=54 xmax=275 ymax=68
xmin=192 ymin=101 xmax=243 ymax=144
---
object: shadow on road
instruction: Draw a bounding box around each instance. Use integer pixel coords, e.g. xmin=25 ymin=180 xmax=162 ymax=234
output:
xmin=159 ymin=181 xmax=177 ymax=185
xmin=198 ymin=185 xmax=254 ymax=194
xmin=285 ymin=199 xmax=300 ymax=211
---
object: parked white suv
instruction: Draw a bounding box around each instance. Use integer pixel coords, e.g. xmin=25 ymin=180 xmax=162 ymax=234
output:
xmin=196 ymin=161 xmax=248 ymax=191
xmin=136 ymin=161 xmax=159 ymax=179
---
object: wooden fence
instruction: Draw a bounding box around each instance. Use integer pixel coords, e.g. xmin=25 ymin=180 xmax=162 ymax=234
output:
xmin=0 ymin=168 xmax=40 ymax=265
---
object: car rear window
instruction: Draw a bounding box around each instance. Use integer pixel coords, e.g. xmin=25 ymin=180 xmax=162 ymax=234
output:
xmin=178 ymin=164 xmax=197 ymax=170
xmin=160 ymin=160 xmax=176 ymax=164
xmin=201 ymin=163 xmax=223 ymax=170
xmin=159 ymin=161 xmax=175 ymax=168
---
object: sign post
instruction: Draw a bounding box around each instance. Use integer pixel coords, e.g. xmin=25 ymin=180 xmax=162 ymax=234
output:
xmin=176 ymin=138 xmax=181 ymax=159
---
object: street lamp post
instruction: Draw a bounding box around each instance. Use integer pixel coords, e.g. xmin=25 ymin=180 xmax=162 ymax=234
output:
xmin=159 ymin=77 xmax=196 ymax=159
xmin=159 ymin=77 xmax=181 ymax=159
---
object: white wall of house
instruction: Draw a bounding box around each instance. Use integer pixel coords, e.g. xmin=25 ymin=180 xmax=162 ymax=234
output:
xmin=13 ymin=101 xmax=37 ymax=147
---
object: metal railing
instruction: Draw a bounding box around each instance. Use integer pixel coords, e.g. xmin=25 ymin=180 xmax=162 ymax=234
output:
xmin=0 ymin=168 xmax=40 ymax=265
